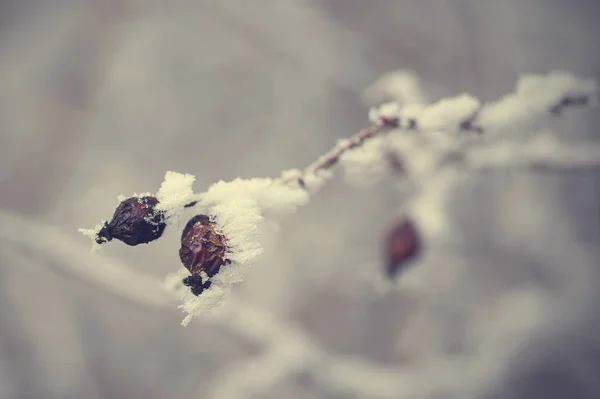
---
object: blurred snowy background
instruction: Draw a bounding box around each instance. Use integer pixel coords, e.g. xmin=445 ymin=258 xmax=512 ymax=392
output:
xmin=1 ymin=1 xmax=600 ymax=398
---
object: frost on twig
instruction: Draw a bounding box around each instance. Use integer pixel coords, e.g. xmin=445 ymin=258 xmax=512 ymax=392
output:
xmin=341 ymin=71 xmax=598 ymax=187
xmin=279 ymin=115 xmax=399 ymax=190
xmin=365 ymin=70 xmax=597 ymax=135
xmin=80 ymin=70 xmax=598 ymax=327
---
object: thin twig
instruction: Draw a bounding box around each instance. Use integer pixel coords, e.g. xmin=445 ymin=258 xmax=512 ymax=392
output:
xmin=183 ymin=117 xmax=399 ymax=207
xmin=309 ymin=117 xmax=399 ymax=173
xmin=281 ymin=116 xmax=399 ymax=187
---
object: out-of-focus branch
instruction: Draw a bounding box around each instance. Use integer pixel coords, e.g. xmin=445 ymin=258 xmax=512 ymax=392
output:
xmin=1 ymin=210 xmax=174 ymax=308
xmin=466 ymin=140 xmax=600 ymax=173
xmin=458 ymin=93 xmax=595 ymax=134
xmin=368 ymin=72 xmax=597 ymax=136
xmin=82 ymin=71 xmax=598 ymax=328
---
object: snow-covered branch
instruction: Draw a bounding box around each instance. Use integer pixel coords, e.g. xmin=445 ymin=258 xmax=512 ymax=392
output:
xmin=368 ymin=71 xmax=596 ymax=135
xmin=80 ymin=70 xmax=598 ymax=327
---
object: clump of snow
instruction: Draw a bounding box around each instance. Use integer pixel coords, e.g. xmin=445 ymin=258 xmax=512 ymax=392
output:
xmin=368 ymin=102 xmax=401 ymax=125
xmin=280 ymin=167 xmax=334 ymax=193
xmin=478 ymin=71 xmax=597 ymax=132
xmin=155 ymin=171 xmax=196 ymax=224
xmin=412 ymin=94 xmax=480 ymax=131
xmin=301 ymin=169 xmax=334 ymax=192
xmin=368 ymin=94 xmax=479 ymax=132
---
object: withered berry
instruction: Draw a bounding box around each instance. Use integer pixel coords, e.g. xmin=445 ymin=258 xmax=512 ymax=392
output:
xmin=384 ymin=218 xmax=421 ymax=278
xmin=96 ymin=196 xmax=166 ymax=246
xmin=179 ymin=214 xmax=231 ymax=278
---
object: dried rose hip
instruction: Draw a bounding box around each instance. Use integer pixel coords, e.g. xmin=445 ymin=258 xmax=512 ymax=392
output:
xmin=384 ymin=218 xmax=421 ymax=278
xmin=96 ymin=196 xmax=166 ymax=246
xmin=179 ymin=215 xmax=230 ymax=295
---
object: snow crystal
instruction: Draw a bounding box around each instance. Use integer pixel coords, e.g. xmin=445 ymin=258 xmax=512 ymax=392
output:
xmin=155 ymin=171 xmax=196 ymax=223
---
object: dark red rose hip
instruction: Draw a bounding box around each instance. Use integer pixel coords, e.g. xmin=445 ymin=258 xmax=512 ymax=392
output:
xmin=179 ymin=214 xmax=231 ymax=295
xmin=96 ymin=196 xmax=166 ymax=246
xmin=384 ymin=218 xmax=421 ymax=278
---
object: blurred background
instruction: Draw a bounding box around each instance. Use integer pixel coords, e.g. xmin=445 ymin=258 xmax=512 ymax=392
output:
xmin=1 ymin=1 xmax=600 ymax=398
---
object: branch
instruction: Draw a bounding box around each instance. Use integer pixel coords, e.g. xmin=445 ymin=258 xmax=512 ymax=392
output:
xmin=458 ymin=93 xmax=595 ymax=134
xmin=368 ymin=71 xmax=597 ymax=135
xmin=79 ymin=71 xmax=598 ymax=327
xmin=305 ymin=117 xmax=400 ymax=175
xmin=181 ymin=116 xmax=399 ymax=205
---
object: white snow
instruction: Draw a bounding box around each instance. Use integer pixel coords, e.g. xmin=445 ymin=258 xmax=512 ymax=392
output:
xmin=155 ymin=171 xmax=196 ymax=224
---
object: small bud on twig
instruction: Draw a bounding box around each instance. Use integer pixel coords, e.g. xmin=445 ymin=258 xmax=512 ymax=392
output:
xmin=96 ymin=196 xmax=166 ymax=246
xmin=384 ymin=218 xmax=421 ymax=278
